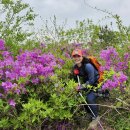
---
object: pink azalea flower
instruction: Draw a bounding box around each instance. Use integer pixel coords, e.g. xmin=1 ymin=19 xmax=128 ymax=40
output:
xmin=8 ymin=99 xmax=16 ymax=107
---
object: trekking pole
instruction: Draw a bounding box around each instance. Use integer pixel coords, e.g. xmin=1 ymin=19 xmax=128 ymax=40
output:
xmin=77 ymin=75 xmax=104 ymax=130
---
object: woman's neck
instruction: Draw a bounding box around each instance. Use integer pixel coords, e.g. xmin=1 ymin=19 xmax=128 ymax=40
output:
xmin=77 ymin=63 xmax=82 ymax=67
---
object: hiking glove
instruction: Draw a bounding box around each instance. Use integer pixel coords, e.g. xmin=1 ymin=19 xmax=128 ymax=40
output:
xmin=75 ymin=85 xmax=82 ymax=92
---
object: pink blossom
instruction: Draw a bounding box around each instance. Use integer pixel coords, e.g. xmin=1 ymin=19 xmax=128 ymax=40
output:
xmin=8 ymin=99 xmax=16 ymax=107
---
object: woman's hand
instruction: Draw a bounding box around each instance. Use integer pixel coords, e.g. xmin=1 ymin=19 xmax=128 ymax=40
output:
xmin=75 ymin=85 xmax=81 ymax=92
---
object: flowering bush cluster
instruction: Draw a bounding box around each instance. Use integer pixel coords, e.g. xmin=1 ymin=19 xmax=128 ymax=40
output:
xmin=100 ymin=47 xmax=130 ymax=72
xmin=0 ymin=38 xmax=129 ymax=129
xmin=100 ymin=47 xmax=130 ymax=90
xmin=102 ymin=71 xmax=128 ymax=90
xmin=0 ymin=39 xmax=64 ymax=107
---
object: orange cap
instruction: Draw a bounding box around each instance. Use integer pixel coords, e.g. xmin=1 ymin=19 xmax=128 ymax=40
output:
xmin=72 ymin=49 xmax=83 ymax=57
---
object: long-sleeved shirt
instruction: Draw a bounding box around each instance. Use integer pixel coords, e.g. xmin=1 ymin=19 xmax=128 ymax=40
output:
xmin=73 ymin=63 xmax=99 ymax=86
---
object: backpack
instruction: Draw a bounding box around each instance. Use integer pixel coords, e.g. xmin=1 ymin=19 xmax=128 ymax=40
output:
xmin=87 ymin=56 xmax=104 ymax=83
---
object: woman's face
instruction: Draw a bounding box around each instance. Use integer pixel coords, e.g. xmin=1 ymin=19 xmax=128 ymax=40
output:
xmin=73 ymin=55 xmax=83 ymax=66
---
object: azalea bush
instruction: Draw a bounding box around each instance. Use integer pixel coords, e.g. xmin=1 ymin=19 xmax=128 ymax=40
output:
xmin=0 ymin=37 xmax=129 ymax=129
xmin=100 ymin=47 xmax=129 ymax=90
xmin=0 ymin=39 xmax=81 ymax=129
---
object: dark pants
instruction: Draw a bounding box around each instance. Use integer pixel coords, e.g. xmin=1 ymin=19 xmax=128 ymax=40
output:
xmin=86 ymin=91 xmax=98 ymax=118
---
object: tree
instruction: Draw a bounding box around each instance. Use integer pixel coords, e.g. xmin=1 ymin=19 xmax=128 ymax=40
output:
xmin=0 ymin=0 xmax=37 ymax=54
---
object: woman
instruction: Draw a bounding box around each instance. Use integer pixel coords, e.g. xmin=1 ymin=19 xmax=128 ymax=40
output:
xmin=71 ymin=49 xmax=99 ymax=120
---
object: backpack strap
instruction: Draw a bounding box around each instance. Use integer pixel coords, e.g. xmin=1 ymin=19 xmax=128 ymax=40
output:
xmin=82 ymin=62 xmax=99 ymax=86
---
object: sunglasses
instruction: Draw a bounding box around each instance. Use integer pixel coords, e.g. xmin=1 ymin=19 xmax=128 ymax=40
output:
xmin=72 ymin=55 xmax=81 ymax=58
